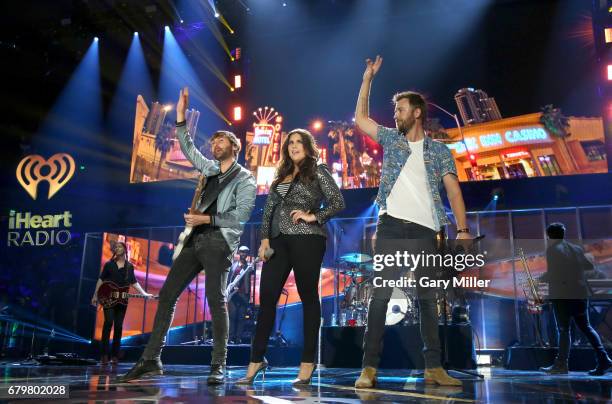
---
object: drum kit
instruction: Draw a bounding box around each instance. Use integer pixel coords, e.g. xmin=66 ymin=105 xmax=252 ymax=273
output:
xmin=336 ymin=253 xmax=419 ymax=327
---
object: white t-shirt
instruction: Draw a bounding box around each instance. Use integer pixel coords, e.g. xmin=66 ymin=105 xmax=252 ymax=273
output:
xmin=383 ymin=139 xmax=436 ymax=230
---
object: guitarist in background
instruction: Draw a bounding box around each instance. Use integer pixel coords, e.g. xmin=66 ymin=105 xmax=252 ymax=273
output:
xmin=91 ymin=242 xmax=152 ymax=365
xmin=227 ymin=246 xmax=252 ymax=344
xmin=120 ymin=87 xmax=257 ymax=384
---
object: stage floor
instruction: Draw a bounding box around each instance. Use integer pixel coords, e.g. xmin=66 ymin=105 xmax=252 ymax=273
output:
xmin=0 ymin=363 xmax=610 ymax=403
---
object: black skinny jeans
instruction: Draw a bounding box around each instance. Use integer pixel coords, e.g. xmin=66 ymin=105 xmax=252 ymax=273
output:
xmin=551 ymin=299 xmax=607 ymax=363
xmin=251 ymin=234 xmax=326 ymax=363
xmin=101 ymin=304 xmax=128 ymax=358
xmin=141 ymin=230 xmax=231 ymax=365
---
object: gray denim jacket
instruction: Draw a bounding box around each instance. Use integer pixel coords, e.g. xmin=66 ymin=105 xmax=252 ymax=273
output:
xmin=176 ymin=124 xmax=257 ymax=253
xmin=260 ymin=164 xmax=345 ymax=239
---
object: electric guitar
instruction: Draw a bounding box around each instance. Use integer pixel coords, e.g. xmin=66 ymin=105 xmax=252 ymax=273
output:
xmin=173 ymin=175 xmax=207 ymax=260
xmin=226 ymin=249 xmax=274 ymax=299
xmin=96 ymin=281 xmax=158 ymax=308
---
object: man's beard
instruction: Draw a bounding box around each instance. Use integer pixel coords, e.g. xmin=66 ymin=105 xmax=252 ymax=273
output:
xmin=214 ymin=148 xmax=233 ymax=161
xmin=396 ymin=117 xmax=416 ymax=135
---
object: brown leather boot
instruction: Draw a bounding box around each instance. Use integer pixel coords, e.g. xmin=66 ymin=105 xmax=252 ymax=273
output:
xmin=355 ymin=366 xmax=377 ymax=388
xmin=424 ymin=367 xmax=462 ymax=386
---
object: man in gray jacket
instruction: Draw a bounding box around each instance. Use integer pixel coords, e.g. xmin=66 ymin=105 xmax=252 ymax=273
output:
xmin=120 ymin=87 xmax=257 ymax=384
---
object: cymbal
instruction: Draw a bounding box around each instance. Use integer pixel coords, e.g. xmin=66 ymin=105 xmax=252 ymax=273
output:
xmin=339 ymin=253 xmax=372 ymax=264
xmin=339 ymin=269 xmax=370 ymax=277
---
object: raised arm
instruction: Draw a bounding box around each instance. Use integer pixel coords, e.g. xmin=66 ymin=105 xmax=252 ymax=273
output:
xmin=176 ymin=87 xmax=220 ymax=177
xmin=355 ymin=55 xmax=383 ymax=142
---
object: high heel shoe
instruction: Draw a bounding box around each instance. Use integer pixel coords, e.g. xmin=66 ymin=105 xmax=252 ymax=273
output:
xmin=236 ymin=359 xmax=269 ymax=385
xmin=291 ymin=363 xmax=316 ymax=385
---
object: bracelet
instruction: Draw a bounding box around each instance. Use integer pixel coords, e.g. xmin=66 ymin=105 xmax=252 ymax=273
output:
xmin=457 ymin=228 xmax=470 ymax=234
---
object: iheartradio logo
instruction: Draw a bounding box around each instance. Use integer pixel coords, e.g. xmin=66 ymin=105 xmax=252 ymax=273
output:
xmin=16 ymin=154 xmax=76 ymax=200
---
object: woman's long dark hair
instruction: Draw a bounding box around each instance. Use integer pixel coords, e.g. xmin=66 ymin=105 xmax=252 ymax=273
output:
xmin=271 ymin=129 xmax=319 ymax=189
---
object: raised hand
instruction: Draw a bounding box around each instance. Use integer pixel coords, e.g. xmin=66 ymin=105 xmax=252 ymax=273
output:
xmin=177 ymin=87 xmax=189 ymax=122
xmin=363 ymin=55 xmax=383 ymax=81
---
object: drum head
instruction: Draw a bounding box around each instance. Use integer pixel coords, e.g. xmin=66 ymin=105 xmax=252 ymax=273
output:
xmin=385 ymin=287 xmax=409 ymax=325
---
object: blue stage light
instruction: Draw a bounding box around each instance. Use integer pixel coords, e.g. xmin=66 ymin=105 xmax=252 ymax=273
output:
xmin=134 ymin=32 xmax=138 ymax=36
xmin=94 ymin=36 xmax=99 ymax=41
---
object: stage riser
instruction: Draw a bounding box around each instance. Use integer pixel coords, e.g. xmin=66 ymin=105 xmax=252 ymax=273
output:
xmin=321 ymin=325 xmax=476 ymax=369
xmin=121 ymin=345 xmax=303 ymax=366
xmin=505 ymin=346 xmax=611 ymax=371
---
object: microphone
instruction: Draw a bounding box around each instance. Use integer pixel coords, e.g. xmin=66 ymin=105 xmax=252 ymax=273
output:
xmin=263 ymin=247 xmax=275 ymax=260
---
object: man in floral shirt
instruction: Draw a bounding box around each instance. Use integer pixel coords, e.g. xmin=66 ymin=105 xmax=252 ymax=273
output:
xmin=354 ymin=55 xmax=473 ymax=387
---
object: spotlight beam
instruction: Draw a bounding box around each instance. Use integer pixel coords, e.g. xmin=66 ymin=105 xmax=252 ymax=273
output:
xmin=181 ymin=35 xmax=233 ymax=89
xmin=161 ymin=28 xmax=232 ymax=125
xmin=195 ymin=1 xmax=235 ymax=60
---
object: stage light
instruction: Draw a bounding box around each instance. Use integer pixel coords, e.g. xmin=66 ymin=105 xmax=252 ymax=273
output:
xmin=233 ymin=106 xmax=242 ymax=121
xmin=312 ymin=120 xmax=323 ymax=131
xmin=134 ymin=32 xmax=138 ymax=36
xmin=469 ymin=153 xmax=478 ymax=168
xmin=230 ymin=87 xmax=235 ymax=92
xmin=608 ymin=65 xmax=612 ymax=80
xmin=94 ymin=37 xmax=99 ymax=42
xmin=215 ymin=12 xmax=220 ymax=18
xmin=163 ymin=104 xmax=173 ymax=112
xmin=165 ymin=25 xmax=170 ymax=31
xmin=606 ymin=28 xmax=612 ymax=43
xmin=180 ymin=19 xmax=184 ymax=23
xmin=282 ymin=2 xmax=287 ymax=6
xmin=234 ymin=74 xmax=242 ymax=89
xmin=493 ymin=195 xmax=499 ymax=201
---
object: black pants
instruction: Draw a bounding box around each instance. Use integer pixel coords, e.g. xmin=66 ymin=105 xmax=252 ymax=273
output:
xmin=362 ymin=215 xmax=441 ymax=369
xmin=552 ymin=299 xmax=607 ymax=363
xmin=142 ymin=230 xmax=231 ymax=365
xmin=229 ymin=293 xmax=249 ymax=342
xmin=101 ymin=304 xmax=128 ymax=358
xmin=251 ymin=234 xmax=326 ymax=363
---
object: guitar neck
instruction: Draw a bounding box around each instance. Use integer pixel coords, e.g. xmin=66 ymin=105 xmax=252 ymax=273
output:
xmin=189 ymin=175 xmax=207 ymax=214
